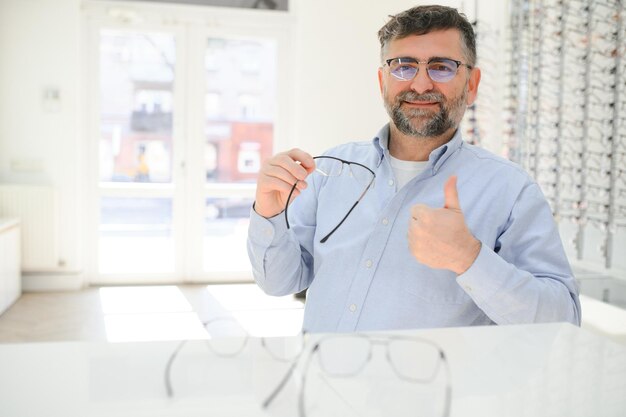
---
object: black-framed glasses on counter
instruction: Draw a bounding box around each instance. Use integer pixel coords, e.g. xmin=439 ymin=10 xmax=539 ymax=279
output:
xmin=285 ymin=156 xmax=376 ymax=243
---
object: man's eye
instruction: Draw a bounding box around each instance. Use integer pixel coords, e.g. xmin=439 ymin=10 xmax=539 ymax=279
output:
xmin=397 ymin=64 xmax=415 ymax=72
xmin=430 ymin=63 xmax=454 ymax=72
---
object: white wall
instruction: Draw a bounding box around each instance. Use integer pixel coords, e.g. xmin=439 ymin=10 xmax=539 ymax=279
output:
xmin=0 ymin=0 xmax=82 ymax=281
xmin=291 ymin=0 xmax=466 ymax=155
xmin=0 ymin=0 xmax=505 ymax=288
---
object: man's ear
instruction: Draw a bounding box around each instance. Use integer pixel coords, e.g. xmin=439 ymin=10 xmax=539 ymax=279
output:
xmin=378 ymin=67 xmax=384 ymax=95
xmin=466 ymin=67 xmax=481 ymax=106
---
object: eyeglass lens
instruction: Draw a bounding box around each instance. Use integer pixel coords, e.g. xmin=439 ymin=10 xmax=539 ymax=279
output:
xmin=262 ymin=334 xmax=305 ymax=362
xmin=386 ymin=339 xmax=441 ymax=381
xmin=388 ymin=58 xmax=459 ymax=82
xmin=314 ymin=157 xmax=374 ymax=187
xmin=284 ymin=156 xmax=376 ymax=242
xmin=202 ymin=319 xmax=305 ymax=362
xmin=316 ymin=336 xmax=441 ymax=381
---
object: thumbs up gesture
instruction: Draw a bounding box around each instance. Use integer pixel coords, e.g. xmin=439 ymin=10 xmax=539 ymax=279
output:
xmin=408 ymin=176 xmax=481 ymax=275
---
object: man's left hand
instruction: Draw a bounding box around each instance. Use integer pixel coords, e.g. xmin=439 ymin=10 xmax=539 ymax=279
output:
xmin=408 ymin=176 xmax=481 ymax=275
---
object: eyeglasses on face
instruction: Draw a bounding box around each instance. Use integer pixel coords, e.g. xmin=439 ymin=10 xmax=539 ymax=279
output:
xmin=285 ymin=156 xmax=376 ymax=243
xmin=385 ymin=57 xmax=473 ymax=83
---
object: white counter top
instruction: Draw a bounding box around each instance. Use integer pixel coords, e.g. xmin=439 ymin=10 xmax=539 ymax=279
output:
xmin=0 ymin=323 xmax=624 ymax=417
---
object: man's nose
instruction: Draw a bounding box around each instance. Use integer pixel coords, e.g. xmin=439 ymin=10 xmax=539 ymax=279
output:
xmin=408 ymin=66 xmax=435 ymax=94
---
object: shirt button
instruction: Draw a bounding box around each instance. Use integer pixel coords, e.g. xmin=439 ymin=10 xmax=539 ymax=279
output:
xmin=388 ymin=179 xmax=395 ymax=187
xmin=365 ymin=259 xmax=373 ymax=268
xmin=464 ymin=285 xmax=472 ymax=292
xmin=382 ymin=218 xmax=389 ymax=225
xmin=349 ymin=304 xmax=357 ymax=312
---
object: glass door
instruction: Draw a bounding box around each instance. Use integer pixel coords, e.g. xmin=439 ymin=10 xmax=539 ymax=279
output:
xmin=200 ymin=36 xmax=277 ymax=278
xmin=183 ymin=27 xmax=282 ymax=282
xmin=86 ymin=8 xmax=289 ymax=284
xmin=96 ymin=28 xmax=184 ymax=282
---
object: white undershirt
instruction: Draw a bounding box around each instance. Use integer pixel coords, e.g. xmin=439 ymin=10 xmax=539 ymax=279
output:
xmin=388 ymin=155 xmax=429 ymax=189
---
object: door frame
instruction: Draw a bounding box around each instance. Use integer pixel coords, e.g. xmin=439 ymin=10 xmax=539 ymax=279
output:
xmin=81 ymin=1 xmax=295 ymax=285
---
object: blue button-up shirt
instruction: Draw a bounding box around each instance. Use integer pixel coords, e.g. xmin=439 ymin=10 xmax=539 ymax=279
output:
xmin=247 ymin=125 xmax=581 ymax=333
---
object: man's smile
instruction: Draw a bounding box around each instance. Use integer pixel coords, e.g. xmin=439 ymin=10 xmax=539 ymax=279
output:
xmin=403 ymin=100 xmax=439 ymax=107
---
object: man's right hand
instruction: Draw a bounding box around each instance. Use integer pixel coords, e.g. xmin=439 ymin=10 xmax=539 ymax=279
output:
xmin=254 ymin=148 xmax=316 ymax=219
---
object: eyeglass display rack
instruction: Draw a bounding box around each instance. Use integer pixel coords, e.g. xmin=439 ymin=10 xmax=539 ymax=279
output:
xmin=463 ymin=2 xmax=501 ymax=148
xmin=505 ymin=0 xmax=626 ymax=283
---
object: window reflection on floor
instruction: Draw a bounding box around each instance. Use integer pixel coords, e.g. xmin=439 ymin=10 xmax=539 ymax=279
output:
xmin=98 ymin=284 xmax=303 ymax=343
xmin=205 ymin=284 xmax=304 ymax=337
xmin=103 ymin=312 xmax=208 ymax=343
xmin=100 ymin=286 xmax=206 ymax=343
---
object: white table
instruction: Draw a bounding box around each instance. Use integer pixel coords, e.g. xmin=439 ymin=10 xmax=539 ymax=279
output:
xmin=0 ymin=323 xmax=624 ymax=417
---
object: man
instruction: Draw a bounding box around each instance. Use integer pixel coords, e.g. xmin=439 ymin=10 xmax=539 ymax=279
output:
xmin=247 ymin=5 xmax=581 ymax=333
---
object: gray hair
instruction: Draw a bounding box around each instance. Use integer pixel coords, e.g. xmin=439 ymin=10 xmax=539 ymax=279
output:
xmin=378 ymin=5 xmax=476 ymax=66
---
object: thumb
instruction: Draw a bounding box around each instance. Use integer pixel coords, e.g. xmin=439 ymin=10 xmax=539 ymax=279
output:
xmin=443 ymin=175 xmax=461 ymax=210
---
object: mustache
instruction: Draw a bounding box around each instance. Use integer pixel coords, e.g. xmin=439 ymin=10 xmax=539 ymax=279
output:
xmin=396 ymin=91 xmax=444 ymax=103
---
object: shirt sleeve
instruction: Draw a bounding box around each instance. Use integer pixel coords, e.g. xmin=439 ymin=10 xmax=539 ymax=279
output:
xmin=247 ymin=204 xmax=315 ymax=297
xmin=456 ymin=182 xmax=582 ymax=326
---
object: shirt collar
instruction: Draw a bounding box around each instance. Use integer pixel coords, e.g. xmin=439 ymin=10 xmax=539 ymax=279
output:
xmin=372 ymin=123 xmax=463 ymax=172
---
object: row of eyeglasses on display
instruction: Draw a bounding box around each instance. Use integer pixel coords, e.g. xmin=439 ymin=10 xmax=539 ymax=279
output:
xmin=505 ymin=0 xmax=626 ymax=269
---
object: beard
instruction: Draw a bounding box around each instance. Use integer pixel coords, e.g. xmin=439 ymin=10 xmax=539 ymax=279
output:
xmin=383 ymin=87 xmax=468 ymax=138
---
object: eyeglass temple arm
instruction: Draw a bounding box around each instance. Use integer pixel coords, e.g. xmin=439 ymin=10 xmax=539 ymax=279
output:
xmin=319 ymin=179 xmax=374 ymax=243
xmin=284 ymin=181 xmax=299 ymax=230
xmin=298 ymin=344 xmax=319 ymax=417
xmin=297 ymin=343 xmax=362 ymax=417
xmin=262 ymin=359 xmax=298 ymax=408
xmin=164 ymin=340 xmax=188 ymax=398
xmin=441 ymin=351 xmax=452 ymax=417
xmin=263 ymin=330 xmax=308 ymax=408
xmin=319 ymin=202 xmax=359 ymax=243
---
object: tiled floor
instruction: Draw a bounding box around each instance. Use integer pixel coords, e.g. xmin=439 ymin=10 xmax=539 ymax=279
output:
xmin=0 ymin=284 xmax=304 ymax=343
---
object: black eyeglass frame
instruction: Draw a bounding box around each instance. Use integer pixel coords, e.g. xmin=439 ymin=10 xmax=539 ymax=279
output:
xmin=384 ymin=57 xmax=473 ymax=82
xmin=284 ymin=156 xmax=376 ymax=244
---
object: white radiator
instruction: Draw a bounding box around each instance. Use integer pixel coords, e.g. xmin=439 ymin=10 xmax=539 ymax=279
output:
xmin=0 ymin=185 xmax=59 ymax=271
xmin=0 ymin=220 xmax=20 ymax=315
